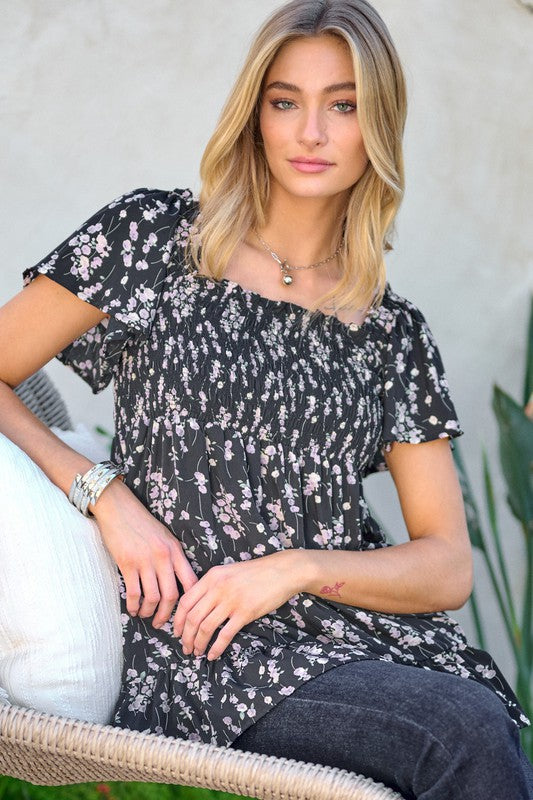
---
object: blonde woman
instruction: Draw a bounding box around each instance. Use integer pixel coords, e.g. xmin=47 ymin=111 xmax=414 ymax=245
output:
xmin=1 ymin=1 xmax=532 ymax=796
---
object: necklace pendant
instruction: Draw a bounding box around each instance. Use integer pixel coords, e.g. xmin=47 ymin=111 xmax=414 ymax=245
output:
xmin=280 ymin=260 xmax=293 ymax=286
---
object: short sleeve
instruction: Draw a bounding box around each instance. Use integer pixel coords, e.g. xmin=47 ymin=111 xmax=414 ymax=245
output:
xmin=365 ymin=290 xmax=465 ymax=475
xmin=22 ymin=186 xmax=197 ymax=393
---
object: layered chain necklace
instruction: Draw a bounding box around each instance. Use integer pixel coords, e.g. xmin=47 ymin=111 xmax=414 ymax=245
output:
xmin=252 ymin=227 xmax=343 ymax=287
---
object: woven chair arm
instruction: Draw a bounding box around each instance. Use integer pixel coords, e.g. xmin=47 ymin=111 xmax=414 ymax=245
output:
xmin=0 ymin=703 xmax=402 ymax=799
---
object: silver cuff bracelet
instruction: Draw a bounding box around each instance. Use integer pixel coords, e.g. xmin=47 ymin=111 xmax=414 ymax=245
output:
xmin=68 ymin=460 xmax=124 ymax=517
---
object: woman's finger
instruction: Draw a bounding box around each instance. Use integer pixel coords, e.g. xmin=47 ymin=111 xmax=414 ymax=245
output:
xmin=206 ymin=615 xmax=244 ymax=661
xmin=190 ymin=605 xmax=231 ymax=656
xmin=180 ymin=593 xmax=222 ymax=653
xmin=172 ymin=547 xmax=199 ymax=592
xmin=137 ymin=567 xmax=161 ymax=619
xmin=121 ymin=567 xmax=142 ymax=617
xmin=151 ymin=560 xmax=180 ymax=628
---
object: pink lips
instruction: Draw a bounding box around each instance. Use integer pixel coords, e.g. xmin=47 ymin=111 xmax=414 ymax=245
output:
xmin=289 ymin=158 xmax=334 ymax=174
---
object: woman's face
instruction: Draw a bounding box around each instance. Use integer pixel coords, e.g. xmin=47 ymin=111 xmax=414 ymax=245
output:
xmin=258 ymin=34 xmax=369 ymax=201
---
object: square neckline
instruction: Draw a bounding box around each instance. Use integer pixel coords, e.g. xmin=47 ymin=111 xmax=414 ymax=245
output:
xmin=177 ymin=192 xmax=389 ymax=335
xmin=191 ymin=271 xmax=390 ymax=335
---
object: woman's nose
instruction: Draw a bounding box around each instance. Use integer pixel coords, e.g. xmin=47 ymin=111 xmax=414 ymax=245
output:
xmin=297 ymin=110 xmax=328 ymax=147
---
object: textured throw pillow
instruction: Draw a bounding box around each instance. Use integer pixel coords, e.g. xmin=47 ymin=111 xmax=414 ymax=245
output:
xmin=0 ymin=424 xmax=123 ymax=724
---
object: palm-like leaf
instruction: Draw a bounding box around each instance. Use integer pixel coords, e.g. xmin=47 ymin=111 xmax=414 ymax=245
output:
xmin=492 ymin=386 xmax=533 ymax=530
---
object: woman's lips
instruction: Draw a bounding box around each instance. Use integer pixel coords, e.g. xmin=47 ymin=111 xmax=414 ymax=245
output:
xmin=288 ymin=160 xmax=334 ymax=173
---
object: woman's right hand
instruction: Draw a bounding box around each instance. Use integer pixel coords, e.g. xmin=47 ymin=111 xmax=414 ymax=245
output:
xmin=90 ymin=476 xmax=199 ymax=627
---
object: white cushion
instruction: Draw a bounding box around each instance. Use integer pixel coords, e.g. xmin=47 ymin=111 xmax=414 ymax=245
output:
xmin=0 ymin=685 xmax=11 ymax=706
xmin=0 ymin=424 xmax=123 ymax=724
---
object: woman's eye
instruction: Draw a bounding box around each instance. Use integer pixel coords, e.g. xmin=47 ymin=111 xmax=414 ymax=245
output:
xmin=334 ymin=102 xmax=357 ymax=113
xmin=271 ymin=99 xmax=295 ymax=110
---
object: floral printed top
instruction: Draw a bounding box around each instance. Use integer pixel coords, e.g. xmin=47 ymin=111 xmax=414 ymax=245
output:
xmin=22 ymin=186 xmax=530 ymax=747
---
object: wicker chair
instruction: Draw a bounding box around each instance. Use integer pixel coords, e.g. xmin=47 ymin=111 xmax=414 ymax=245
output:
xmin=0 ymin=369 xmax=403 ymax=800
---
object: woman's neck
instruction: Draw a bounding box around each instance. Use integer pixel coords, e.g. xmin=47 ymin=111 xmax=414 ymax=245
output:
xmin=257 ymin=185 xmax=348 ymax=268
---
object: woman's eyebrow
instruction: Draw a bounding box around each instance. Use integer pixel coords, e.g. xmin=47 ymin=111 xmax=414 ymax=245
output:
xmin=264 ymin=80 xmax=356 ymax=93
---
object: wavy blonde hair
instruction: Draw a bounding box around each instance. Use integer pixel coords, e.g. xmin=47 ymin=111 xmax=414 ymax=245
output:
xmin=183 ymin=0 xmax=407 ymax=324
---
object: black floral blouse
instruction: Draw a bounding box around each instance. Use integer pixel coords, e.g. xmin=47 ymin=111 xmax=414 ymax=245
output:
xmin=22 ymin=186 xmax=531 ymax=747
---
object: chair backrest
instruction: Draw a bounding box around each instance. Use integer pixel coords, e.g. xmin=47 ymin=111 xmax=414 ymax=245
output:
xmin=13 ymin=369 xmax=73 ymax=430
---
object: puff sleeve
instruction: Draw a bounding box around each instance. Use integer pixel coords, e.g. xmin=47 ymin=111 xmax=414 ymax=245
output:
xmin=365 ymin=291 xmax=465 ymax=475
xmin=21 ymin=186 xmax=196 ymax=394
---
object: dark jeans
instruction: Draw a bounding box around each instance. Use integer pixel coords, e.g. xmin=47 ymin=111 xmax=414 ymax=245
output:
xmin=230 ymin=659 xmax=533 ymax=800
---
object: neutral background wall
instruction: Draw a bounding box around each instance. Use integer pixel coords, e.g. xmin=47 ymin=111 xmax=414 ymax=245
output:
xmin=1 ymin=1 xmax=532 ymax=686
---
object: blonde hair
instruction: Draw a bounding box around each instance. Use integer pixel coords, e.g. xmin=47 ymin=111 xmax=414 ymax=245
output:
xmin=183 ymin=0 xmax=407 ymax=325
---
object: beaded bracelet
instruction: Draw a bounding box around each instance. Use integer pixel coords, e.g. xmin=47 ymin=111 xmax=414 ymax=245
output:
xmin=68 ymin=460 xmax=125 ymax=517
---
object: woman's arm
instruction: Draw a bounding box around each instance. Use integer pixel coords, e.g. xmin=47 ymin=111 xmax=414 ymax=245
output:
xmin=0 ymin=275 xmax=111 ymax=498
xmin=290 ymin=437 xmax=473 ymax=613
xmin=0 ymin=275 xmax=198 ymax=623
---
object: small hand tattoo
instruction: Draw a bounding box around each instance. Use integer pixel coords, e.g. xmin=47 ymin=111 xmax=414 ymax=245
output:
xmin=319 ymin=581 xmax=345 ymax=598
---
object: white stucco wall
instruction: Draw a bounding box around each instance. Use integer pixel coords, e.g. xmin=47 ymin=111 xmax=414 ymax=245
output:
xmin=1 ymin=1 xmax=532 ymax=688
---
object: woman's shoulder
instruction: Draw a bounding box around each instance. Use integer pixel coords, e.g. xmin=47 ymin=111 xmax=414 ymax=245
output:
xmin=74 ymin=185 xmax=200 ymax=268
xmin=105 ymin=185 xmax=198 ymax=225
xmin=368 ymin=283 xmax=450 ymax=371
xmin=379 ymin=282 xmax=427 ymax=319
xmin=373 ymin=282 xmax=435 ymax=339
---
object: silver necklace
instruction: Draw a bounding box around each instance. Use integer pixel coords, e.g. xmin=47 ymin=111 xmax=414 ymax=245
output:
xmin=252 ymin=228 xmax=343 ymax=287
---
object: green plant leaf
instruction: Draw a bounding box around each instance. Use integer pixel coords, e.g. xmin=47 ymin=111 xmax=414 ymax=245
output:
xmin=482 ymin=449 xmax=519 ymax=632
xmin=467 ymin=585 xmax=487 ymax=650
xmin=452 ymin=441 xmax=485 ymax=550
xmin=492 ymin=385 xmax=533 ymax=529
xmin=524 ymin=294 xmax=533 ymax=407
xmin=453 ymin=441 xmax=523 ymax=666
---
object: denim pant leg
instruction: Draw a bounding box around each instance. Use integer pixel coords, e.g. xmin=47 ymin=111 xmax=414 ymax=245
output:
xmin=520 ymin=749 xmax=533 ymax=796
xmin=230 ymin=659 xmax=533 ymax=800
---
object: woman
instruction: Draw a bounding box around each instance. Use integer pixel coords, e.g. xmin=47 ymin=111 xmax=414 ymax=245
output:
xmin=1 ymin=0 xmax=531 ymax=797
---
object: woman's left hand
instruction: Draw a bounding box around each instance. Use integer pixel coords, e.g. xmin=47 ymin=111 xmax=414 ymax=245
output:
xmin=171 ymin=550 xmax=301 ymax=660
